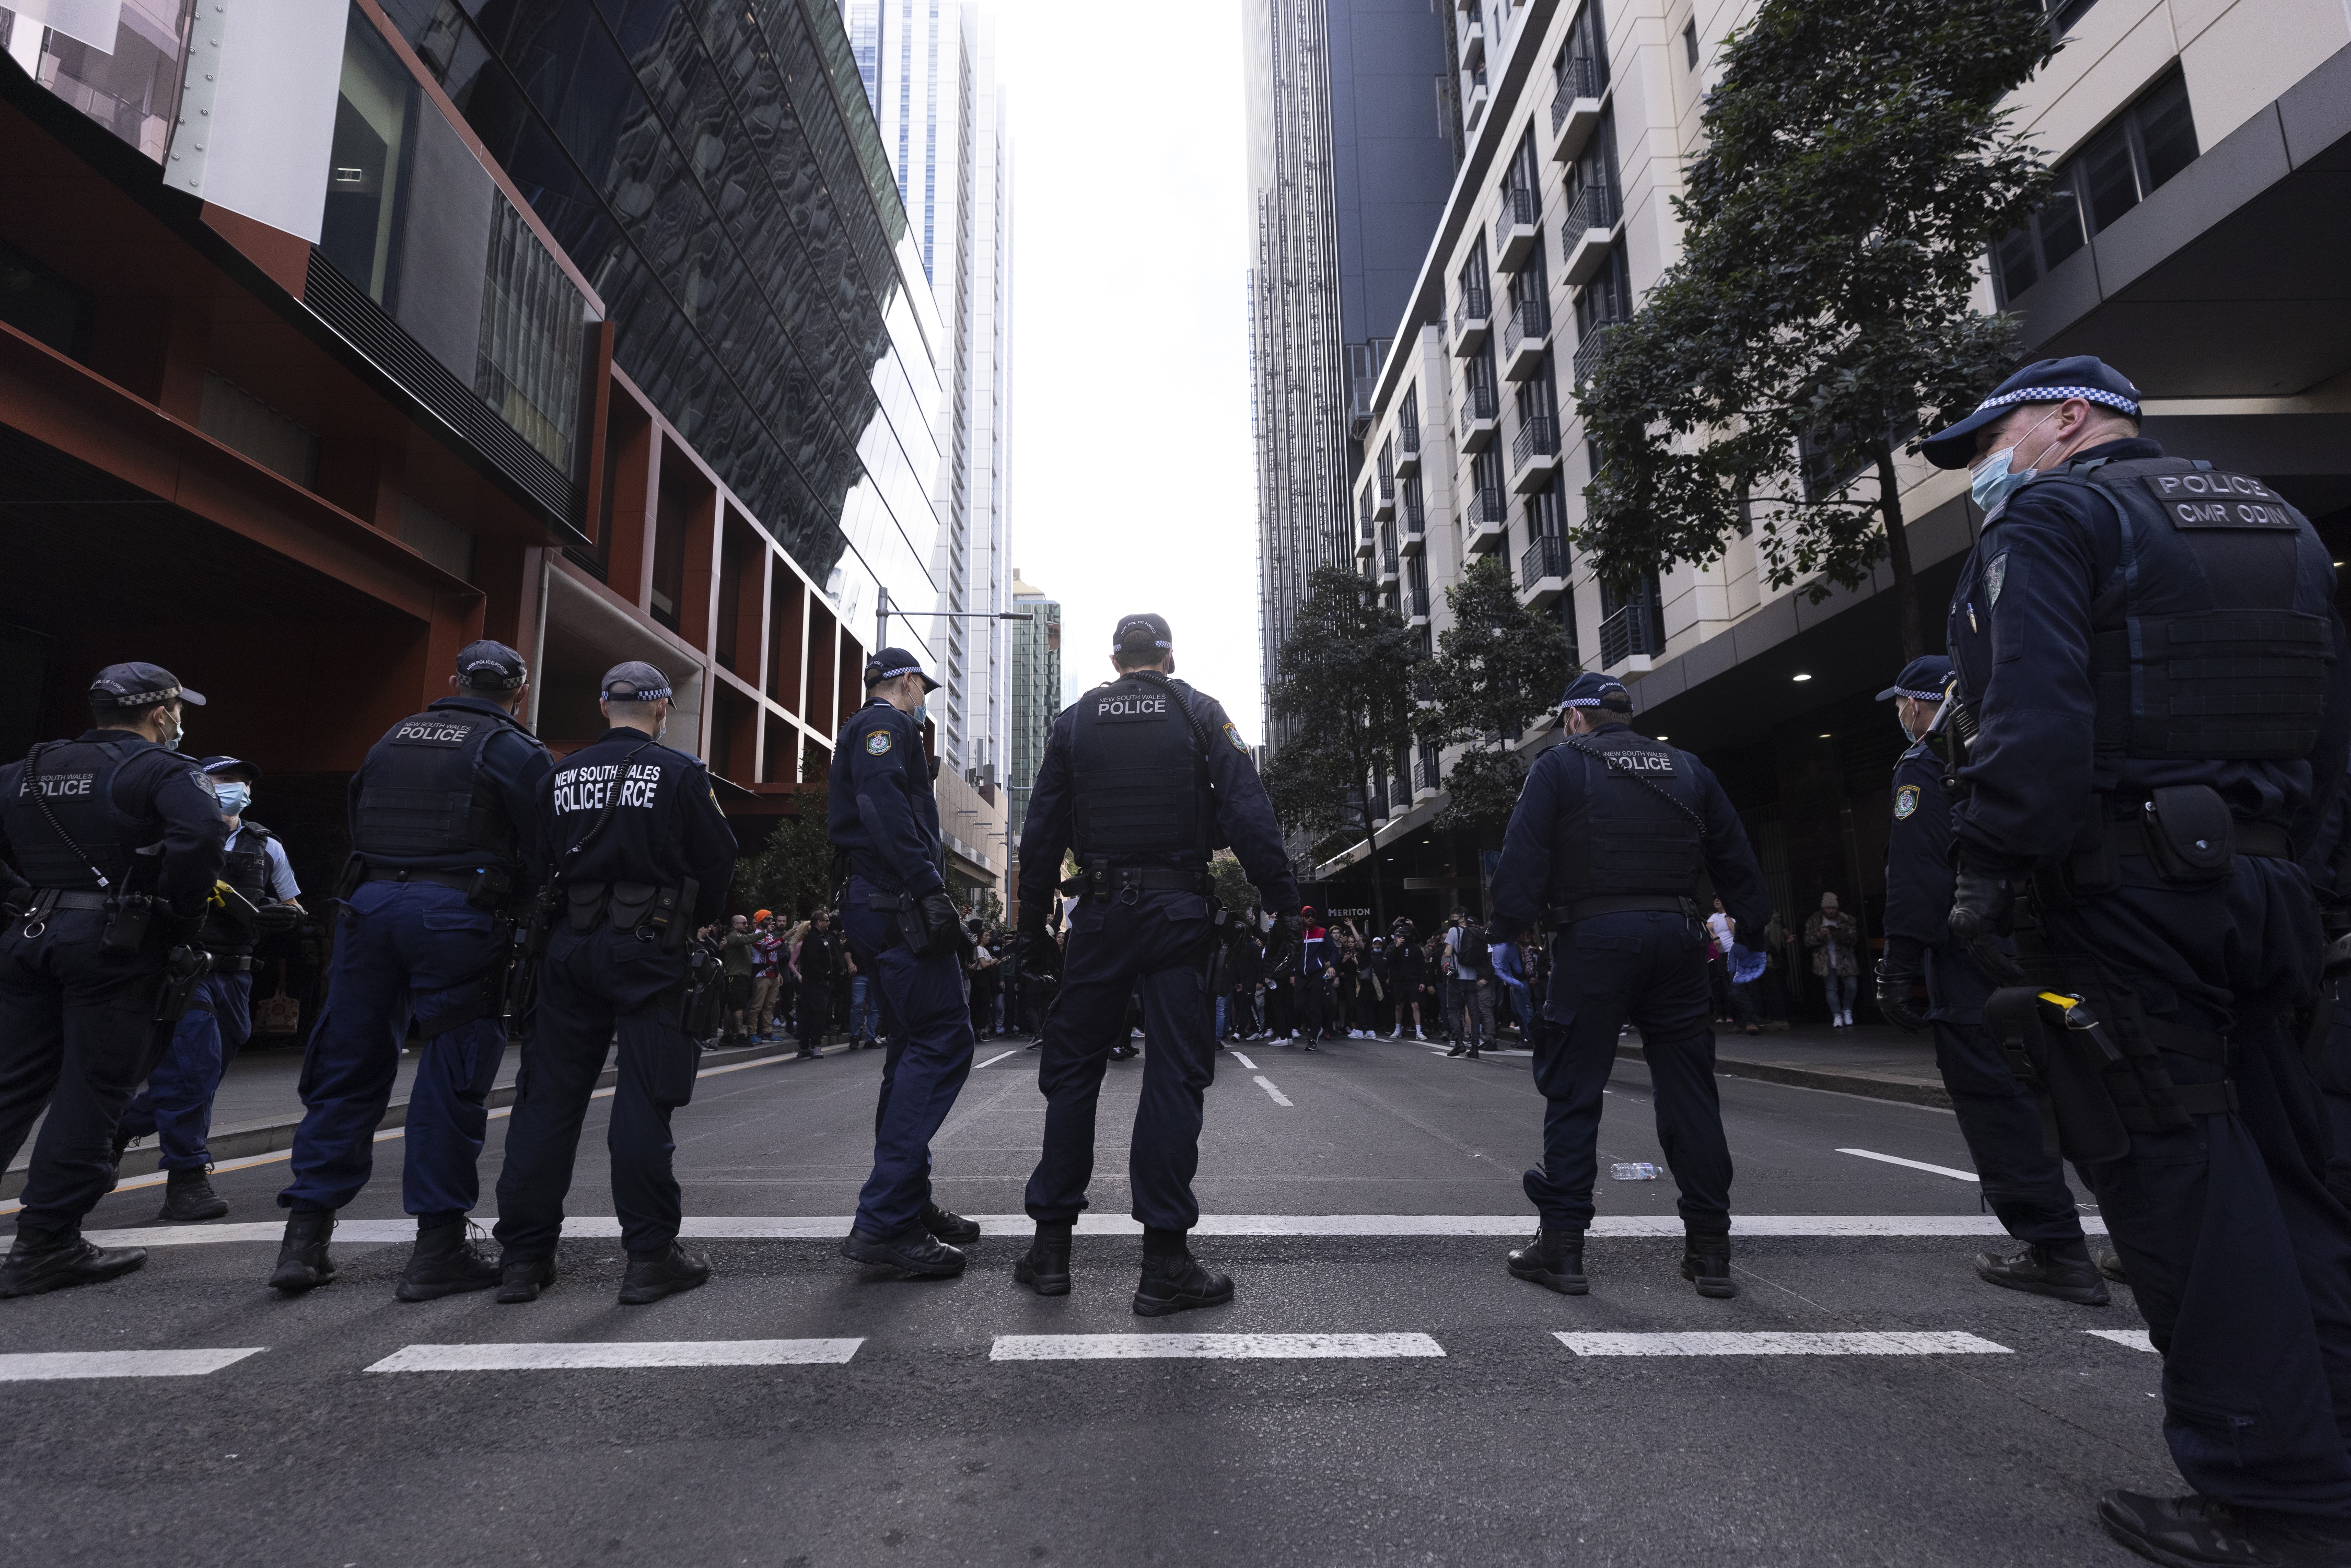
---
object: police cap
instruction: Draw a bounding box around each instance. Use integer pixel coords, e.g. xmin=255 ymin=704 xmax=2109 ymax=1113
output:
xmin=1919 ymin=356 xmax=2143 ymax=469
xmin=1558 ymin=671 xmax=1632 ymax=713
xmin=864 ymin=647 xmax=941 ymax=691
xmin=1875 ymin=655 xmax=1953 ymax=702
xmin=1112 ymin=613 xmax=1172 ymax=657
xmin=89 ymin=662 xmax=205 ymax=709
xmin=456 ymin=638 xmax=528 ymax=691
xmin=196 ymin=754 xmax=262 ymax=783
xmin=600 ymin=661 xmax=673 ymax=702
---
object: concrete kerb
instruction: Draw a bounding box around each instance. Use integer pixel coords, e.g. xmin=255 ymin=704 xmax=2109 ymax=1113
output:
xmin=1615 ymin=1041 xmax=1953 ymax=1110
xmin=1 ymin=1036 xmax=853 ymax=1202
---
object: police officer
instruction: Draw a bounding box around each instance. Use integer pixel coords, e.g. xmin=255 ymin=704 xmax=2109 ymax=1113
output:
xmin=2300 ymin=786 xmax=2351 ymax=1210
xmin=1929 ymin=356 xmax=2351 ymax=1565
xmin=1488 ymin=672 xmax=1772 ymax=1300
xmin=1010 ymin=613 xmax=1299 ymax=1315
xmin=491 ymin=663 xmax=737 ymax=1305
xmin=0 ymin=664 xmax=225 ymax=1297
xmin=270 ymin=640 xmax=552 ymax=1300
xmin=114 ymin=755 xmax=302 ymax=1223
xmin=829 ymin=648 xmax=984 ymax=1277
xmin=1870 ymin=657 xmax=2105 ymax=1304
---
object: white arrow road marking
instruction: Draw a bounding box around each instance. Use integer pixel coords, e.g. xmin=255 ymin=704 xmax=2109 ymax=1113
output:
xmin=1253 ymin=1075 xmax=1293 ymax=1107
xmin=2085 ymin=1329 xmax=2158 ymax=1354
xmin=1837 ymin=1148 xmax=1980 ymax=1182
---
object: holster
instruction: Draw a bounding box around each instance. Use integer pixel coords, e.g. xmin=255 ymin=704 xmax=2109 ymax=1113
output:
xmin=1201 ymin=897 xmax=1231 ymax=992
xmin=866 ymin=889 xmax=931 ymax=956
xmin=1983 ymin=987 xmax=2130 ymax=1163
xmin=152 ymin=944 xmax=213 ymax=1025
xmin=100 ymin=892 xmax=153 ymax=957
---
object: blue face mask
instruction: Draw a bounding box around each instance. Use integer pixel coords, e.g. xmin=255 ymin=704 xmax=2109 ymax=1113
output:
xmin=215 ymin=782 xmax=252 ymax=816
xmin=1969 ymin=407 xmax=2063 ymax=515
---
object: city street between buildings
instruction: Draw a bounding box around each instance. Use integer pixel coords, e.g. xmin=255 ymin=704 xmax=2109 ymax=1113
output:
xmin=2 ymin=1037 xmax=2168 ymax=1566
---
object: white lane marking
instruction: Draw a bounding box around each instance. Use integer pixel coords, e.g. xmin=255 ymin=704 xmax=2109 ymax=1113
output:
xmin=78 ymin=1212 xmax=2115 ymax=1247
xmin=366 ymin=1339 xmax=864 ymax=1373
xmin=2085 ymin=1329 xmax=2159 ymax=1354
xmin=991 ymin=1332 xmax=1443 ymax=1362
xmin=1253 ymin=1075 xmax=1293 ymax=1107
xmin=1229 ymin=1051 xmax=1257 ymax=1070
xmin=974 ymin=1050 xmax=1019 ymax=1070
xmin=0 ymin=1349 xmax=265 ymax=1381
xmin=1837 ymin=1148 xmax=1980 ymax=1182
xmin=1558 ymin=1331 xmax=2011 ymax=1357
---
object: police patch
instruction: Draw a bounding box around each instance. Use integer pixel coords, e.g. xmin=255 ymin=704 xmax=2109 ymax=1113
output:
xmin=1223 ymin=722 xmax=1248 ymax=753
xmin=1894 ymin=785 xmax=1919 ymax=820
xmin=1984 ymin=552 xmax=2008 ymax=609
xmin=865 ymin=730 xmax=892 ymax=756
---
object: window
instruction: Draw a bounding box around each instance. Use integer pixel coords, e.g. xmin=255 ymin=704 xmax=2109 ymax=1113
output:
xmin=1799 ymin=416 xmax=1917 ymax=504
xmin=322 ymin=18 xmax=420 ymax=308
xmin=1994 ymin=67 xmax=2196 ymax=302
xmin=0 ymin=236 xmax=90 ymax=361
xmin=1529 ymin=469 xmax=1569 ymax=540
xmin=2030 ymin=0 xmax=2101 ymax=40
xmin=1458 ymin=241 xmax=1493 ymax=319
xmin=1558 ymin=1 xmax=1609 ymax=95
xmin=1682 ymin=20 xmax=1698 ymax=70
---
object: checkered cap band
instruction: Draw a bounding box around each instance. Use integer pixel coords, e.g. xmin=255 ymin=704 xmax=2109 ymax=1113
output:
xmin=1890 ymin=687 xmax=1946 ymax=702
xmin=108 ymin=684 xmax=180 ymax=705
xmin=873 ymin=664 xmax=923 ymax=681
xmin=1971 ymin=385 xmax=2140 ymax=419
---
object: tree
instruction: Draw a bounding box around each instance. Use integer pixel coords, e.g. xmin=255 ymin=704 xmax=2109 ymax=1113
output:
xmin=1427 ymin=556 xmax=1576 ymax=838
xmin=1266 ymin=563 xmax=1427 ymax=928
xmin=1576 ymin=0 xmax=2058 ymax=661
xmin=735 ymin=784 xmax=836 ymax=919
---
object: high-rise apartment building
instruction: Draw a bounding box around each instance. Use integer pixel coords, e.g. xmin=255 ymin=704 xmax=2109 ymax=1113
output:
xmin=1334 ymin=0 xmax=2351 ymax=943
xmin=1004 ymin=568 xmax=1059 ymax=921
xmin=1244 ymin=0 xmax=1456 ymax=740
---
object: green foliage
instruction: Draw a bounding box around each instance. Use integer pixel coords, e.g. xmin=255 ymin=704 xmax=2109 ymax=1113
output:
xmin=1211 ymin=853 xmax=1260 ymax=919
xmin=1576 ymin=0 xmax=2058 ymax=659
xmin=1427 ymin=556 xmax=1576 ymax=837
xmin=735 ymin=785 xmax=836 ymax=917
xmin=1267 ymin=563 xmax=1427 ymax=850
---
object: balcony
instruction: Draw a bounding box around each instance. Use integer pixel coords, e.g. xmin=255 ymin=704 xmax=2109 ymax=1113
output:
xmin=1415 ymin=744 xmax=1442 ymax=796
xmin=1380 ymin=545 xmax=1399 ymax=586
xmin=1400 ymin=486 xmax=1426 ymax=555
xmin=1549 ymin=54 xmax=1607 ymax=164
xmin=1356 ymin=493 xmax=1376 ymax=559
xmin=1562 ymin=180 xmax=1622 ymax=285
xmin=1458 ymin=383 xmax=1499 ymax=450
xmin=1406 ymin=582 xmax=1430 ymax=625
xmin=1458 ymin=18 xmax=1483 ymax=70
xmin=1464 ymin=485 xmax=1508 ymax=554
xmin=1374 ymin=472 xmax=1395 ymax=521
xmin=1396 ymin=420 xmax=1421 ymax=475
xmin=1511 ymin=414 xmax=1563 ymax=492
xmin=1519 ymin=532 xmax=1569 ymax=607
xmin=1501 ymin=296 xmax=1551 ymax=381
xmin=1572 ymin=320 xmax=1621 ymax=390
xmin=1462 ymin=73 xmax=1488 ymax=133
xmin=1494 ymin=184 xmax=1542 ymax=271
xmin=1599 ymin=601 xmax=1666 ymax=672
xmin=1451 ymin=287 xmax=1491 ymax=355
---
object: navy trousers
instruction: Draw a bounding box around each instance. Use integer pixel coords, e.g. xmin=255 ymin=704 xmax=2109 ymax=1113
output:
xmin=844 ymin=876 xmax=976 ymax=1237
xmin=1525 ymin=911 xmax=1731 ymax=1235
xmin=1924 ymin=940 xmax=2085 ymax=1246
xmin=494 ymin=924 xmax=694 ymax=1259
xmin=0 ymin=908 xmax=168 ymax=1240
xmin=2317 ymin=975 xmax=2351 ymax=1201
xmin=279 ymin=881 xmax=506 ymax=1216
xmin=2036 ymin=856 xmax=2351 ymax=1527
xmin=119 ymin=969 xmax=252 ymax=1171
xmin=1024 ymin=889 xmax=1216 ymax=1233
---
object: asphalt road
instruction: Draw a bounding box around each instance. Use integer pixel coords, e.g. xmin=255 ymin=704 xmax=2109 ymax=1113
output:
xmin=2 ymin=1031 xmax=2171 ymax=1567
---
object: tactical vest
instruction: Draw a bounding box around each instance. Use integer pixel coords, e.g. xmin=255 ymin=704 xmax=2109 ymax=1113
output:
xmin=1549 ymin=727 xmax=1705 ymax=901
xmin=200 ymin=821 xmax=276 ymax=957
xmin=352 ymin=705 xmax=529 ymax=868
xmin=1068 ymin=675 xmax=1210 ymax=861
xmin=6 ymin=738 xmax=151 ymax=889
xmin=2039 ymin=458 xmax=2332 ymax=761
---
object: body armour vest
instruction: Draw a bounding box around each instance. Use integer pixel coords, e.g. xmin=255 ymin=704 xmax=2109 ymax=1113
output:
xmin=200 ymin=822 xmax=275 ymax=956
xmin=7 ymin=738 xmax=149 ymax=889
xmin=1549 ymin=728 xmax=1705 ymax=902
xmin=352 ymin=707 xmax=527 ymax=868
xmin=2041 ymin=458 xmax=2333 ymax=761
xmin=1068 ymin=675 xmax=1211 ymax=861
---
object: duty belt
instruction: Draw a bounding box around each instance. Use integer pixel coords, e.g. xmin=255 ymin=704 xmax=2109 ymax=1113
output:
xmin=1059 ymin=864 xmax=1212 ymax=899
xmin=2106 ymin=816 xmax=2292 ymax=861
xmin=200 ymin=954 xmax=254 ymax=974
xmin=1543 ymin=893 xmax=1693 ymax=928
xmin=366 ymin=867 xmax=485 ymax=893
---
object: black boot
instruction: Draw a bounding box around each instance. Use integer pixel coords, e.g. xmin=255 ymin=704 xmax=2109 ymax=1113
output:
xmin=1445 ymin=1043 xmax=1466 ymax=1058
xmin=922 ymin=1203 xmax=981 ymax=1244
xmin=496 ymin=1255 xmax=557 ymax=1304
xmin=619 ymin=1243 xmax=712 ymax=1305
xmin=157 ymin=1167 xmax=229 ymax=1223
xmin=1015 ymin=1227 xmax=1072 ymax=1296
xmin=2100 ymin=1489 xmax=2351 ymax=1566
xmin=395 ymin=1223 xmax=500 ymax=1302
xmin=842 ymin=1223 xmax=967 ymax=1277
xmin=1133 ymin=1244 xmax=1233 ymax=1317
xmin=1974 ymin=1241 xmax=2111 ymax=1306
xmin=2096 ymin=1246 xmax=2128 ymax=1284
xmin=1681 ymin=1234 xmax=1738 ymax=1298
xmin=0 ymin=1233 xmax=146 ymax=1298
xmin=1506 ymin=1228 xmax=1587 ymax=1295
xmin=268 ymin=1210 xmax=336 ymax=1293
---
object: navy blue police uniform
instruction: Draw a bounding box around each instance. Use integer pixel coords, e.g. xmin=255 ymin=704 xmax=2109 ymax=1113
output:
xmin=1873 ymin=657 xmax=2098 ymax=1299
xmin=272 ymin=641 xmax=552 ymax=1296
xmin=828 ymin=648 xmax=984 ymax=1272
xmin=1489 ymin=672 xmax=1772 ymax=1298
xmin=1931 ymin=357 xmax=2351 ymax=1555
xmin=1011 ymin=613 xmax=1299 ymax=1313
xmin=2299 ymin=786 xmax=2351 ymax=1207
xmin=493 ymin=663 xmax=737 ymax=1303
xmin=0 ymin=663 xmax=225 ymax=1295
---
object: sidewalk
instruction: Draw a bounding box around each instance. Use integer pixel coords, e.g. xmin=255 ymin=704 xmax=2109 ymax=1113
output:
xmin=1631 ymin=1023 xmax=1948 ymax=1109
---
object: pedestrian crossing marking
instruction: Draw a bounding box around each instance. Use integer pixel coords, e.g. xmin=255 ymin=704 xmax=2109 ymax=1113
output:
xmin=0 ymin=1349 xmax=264 ymax=1381
xmin=974 ymin=1049 xmax=1019 ymax=1069
xmin=365 ymin=1339 xmax=864 ymax=1373
xmin=1557 ymin=1331 xmax=2012 ymax=1357
xmin=990 ymin=1333 xmax=1444 ymax=1362
xmin=1838 ymin=1148 xmax=1980 ymax=1182
xmin=1228 ymin=1051 xmax=1259 ymax=1070
xmin=1253 ymin=1075 xmax=1294 ymax=1107
xmin=2084 ymin=1329 xmax=2158 ymax=1354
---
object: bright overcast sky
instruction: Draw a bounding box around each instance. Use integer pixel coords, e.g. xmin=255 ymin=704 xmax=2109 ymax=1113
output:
xmin=988 ymin=0 xmax=1265 ymax=740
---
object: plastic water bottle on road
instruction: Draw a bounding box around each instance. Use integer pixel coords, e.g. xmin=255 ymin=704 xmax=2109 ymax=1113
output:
xmin=1610 ymin=1162 xmax=1662 ymax=1181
